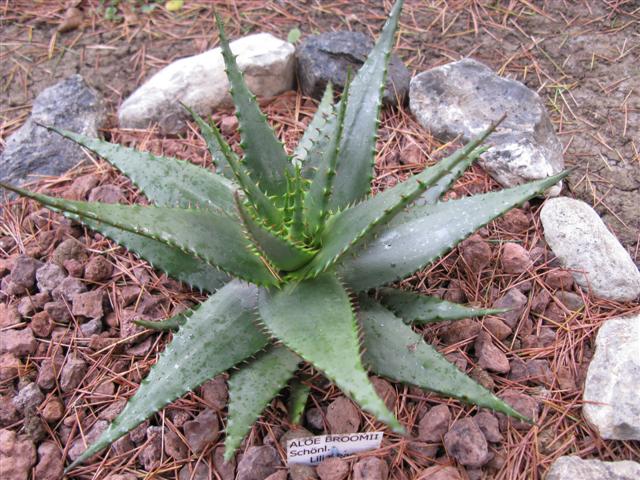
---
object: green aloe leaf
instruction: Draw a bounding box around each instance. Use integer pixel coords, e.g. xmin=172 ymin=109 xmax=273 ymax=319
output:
xmin=304 ymin=80 xmax=348 ymax=237
xmin=288 ymin=165 xmax=307 ymax=243
xmin=225 ymin=346 xmax=300 ymax=460
xmin=216 ymin=15 xmax=293 ymax=197
xmin=378 ymin=288 xmax=507 ymax=325
xmin=46 ymin=127 xmax=237 ymax=211
xmin=359 ymin=296 xmax=527 ymax=421
xmin=288 ymin=380 xmax=311 ymax=426
xmin=294 ymin=83 xmax=336 ymax=177
xmin=235 ymin=195 xmax=314 ymax=272
xmin=329 ymin=0 xmax=403 ymax=211
xmin=133 ymin=309 xmax=191 ymax=331
xmin=192 ymin=108 xmax=282 ymax=227
xmin=258 ymin=273 xmax=403 ymax=433
xmin=341 ymin=171 xmax=569 ymax=291
xmin=41 ymin=128 xmax=233 ymax=291
xmin=182 ymin=104 xmax=236 ymax=181
xmin=418 ymin=146 xmax=487 ymax=206
xmin=67 ymin=281 xmax=269 ymax=471
xmin=81 ymin=218 xmax=229 ymax=292
xmin=402 ymin=114 xmax=500 ymax=208
xmin=294 ymin=139 xmax=482 ymax=280
xmin=0 ymin=183 xmax=277 ymax=286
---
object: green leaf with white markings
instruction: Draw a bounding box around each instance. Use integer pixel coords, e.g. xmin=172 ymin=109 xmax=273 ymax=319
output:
xmin=341 ymin=171 xmax=569 ymax=291
xmin=379 ymin=288 xmax=507 ymax=325
xmin=360 ymin=297 xmax=528 ymax=421
xmin=67 ymin=281 xmax=268 ymax=470
xmin=0 ymin=183 xmax=277 ymax=286
xmin=225 ymin=346 xmax=300 ymax=459
xmin=258 ymin=273 xmax=403 ymax=433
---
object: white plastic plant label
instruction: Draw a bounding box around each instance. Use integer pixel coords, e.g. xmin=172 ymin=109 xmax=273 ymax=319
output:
xmin=287 ymin=432 xmax=384 ymax=465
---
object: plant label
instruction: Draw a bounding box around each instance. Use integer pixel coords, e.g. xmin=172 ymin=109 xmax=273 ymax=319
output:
xmin=287 ymin=432 xmax=384 ymax=465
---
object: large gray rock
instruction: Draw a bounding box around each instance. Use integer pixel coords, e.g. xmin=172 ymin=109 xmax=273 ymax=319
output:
xmin=295 ymin=31 xmax=410 ymax=106
xmin=118 ymin=33 xmax=295 ymax=134
xmin=409 ymin=58 xmax=563 ymax=193
xmin=546 ymin=456 xmax=640 ymax=480
xmin=0 ymin=75 xmax=104 ymax=185
xmin=583 ymin=314 xmax=640 ymax=440
xmin=540 ymin=197 xmax=640 ymax=302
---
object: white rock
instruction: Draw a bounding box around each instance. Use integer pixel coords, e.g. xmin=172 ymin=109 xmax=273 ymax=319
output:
xmin=118 ymin=33 xmax=295 ymax=133
xmin=540 ymin=197 xmax=640 ymax=301
xmin=409 ymin=58 xmax=563 ymax=194
xmin=546 ymin=456 xmax=640 ymax=480
xmin=583 ymin=314 xmax=640 ymax=440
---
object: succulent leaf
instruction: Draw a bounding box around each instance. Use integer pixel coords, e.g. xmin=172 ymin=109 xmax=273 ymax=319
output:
xmin=359 ymin=296 xmax=528 ymax=421
xmin=288 ymin=165 xmax=307 ymax=243
xmin=304 ymin=79 xmax=349 ymax=237
xmin=294 ymin=83 xmax=336 ymax=177
xmin=408 ymin=115 xmax=506 ymax=207
xmin=66 ymin=281 xmax=268 ymax=471
xmin=378 ymin=288 xmax=507 ymax=325
xmin=294 ymin=131 xmax=481 ymax=280
xmin=36 ymin=128 xmax=234 ymax=291
xmin=225 ymin=346 xmax=300 ymax=460
xmin=0 ymin=183 xmax=278 ymax=286
xmin=418 ymin=146 xmax=486 ymax=206
xmin=258 ymin=273 xmax=403 ymax=433
xmin=235 ymin=193 xmax=314 ymax=272
xmin=182 ymin=104 xmax=236 ymax=180
xmin=216 ymin=15 xmax=293 ymax=197
xmin=288 ymin=380 xmax=311 ymax=426
xmin=194 ymin=110 xmax=283 ymax=227
xmin=46 ymin=127 xmax=237 ymax=211
xmin=341 ymin=171 xmax=569 ymax=291
xmin=329 ymin=0 xmax=404 ymax=211
xmin=133 ymin=310 xmax=190 ymax=331
xmin=75 ymin=217 xmax=229 ymax=292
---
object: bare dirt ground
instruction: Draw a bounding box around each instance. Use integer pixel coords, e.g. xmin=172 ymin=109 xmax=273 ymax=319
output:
xmin=1 ymin=1 xmax=639 ymax=479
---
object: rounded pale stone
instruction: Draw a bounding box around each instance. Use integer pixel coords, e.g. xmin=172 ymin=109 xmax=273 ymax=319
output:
xmin=540 ymin=197 xmax=640 ymax=302
xmin=583 ymin=314 xmax=640 ymax=440
xmin=118 ymin=33 xmax=295 ymax=133
xmin=546 ymin=456 xmax=640 ymax=480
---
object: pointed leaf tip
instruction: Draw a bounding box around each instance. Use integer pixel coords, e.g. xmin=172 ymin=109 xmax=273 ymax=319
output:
xmin=1 ymin=183 xmax=277 ymax=286
xmin=215 ymin=12 xmax=293 ymax=197
xmin=258 ymin=274 xmax=403 ymax=434
xmin=360 ymin=296 xmax=529 ymax=422
xmin=379 ymin=288 xmax=508 ymax=325
xmin=225 ymin=346 xmax=300 ymax=459
xmin=330 ymin=0 xmax=405 ymax=210
xmin=66 ymin=281 xmax=268 ymax=470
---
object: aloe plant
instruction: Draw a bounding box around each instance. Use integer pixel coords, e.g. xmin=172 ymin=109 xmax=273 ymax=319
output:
xmin=0 ymin=0 xmax=567 ymax=471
